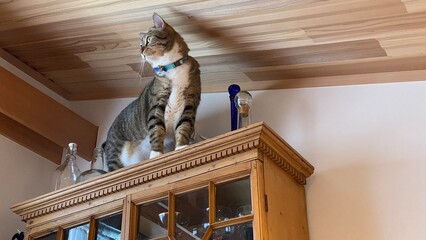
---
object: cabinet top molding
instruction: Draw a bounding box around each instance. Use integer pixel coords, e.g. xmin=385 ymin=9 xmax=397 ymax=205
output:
xmin=11 ymin=122 xmax=314 ymax=222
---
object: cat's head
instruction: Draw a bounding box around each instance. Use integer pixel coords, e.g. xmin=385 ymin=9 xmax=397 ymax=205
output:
xmin=140 ymin=13 xmax=189 ymax=65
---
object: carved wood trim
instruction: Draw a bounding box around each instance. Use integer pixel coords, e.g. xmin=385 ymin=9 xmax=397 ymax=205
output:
xmin=258 ymin=122 xmax=314 ymax=183
xmin=11 ymin=122 xmax=314 ymax=223
xmin=258 ymin=140 xmax=307 ymax=185
xmin=13 ymin=134 xmax=260 ymax=221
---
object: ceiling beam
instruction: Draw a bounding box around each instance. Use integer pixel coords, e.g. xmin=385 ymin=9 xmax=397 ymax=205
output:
xmin=0 ymin=48 xmax=71 ymax=100
xmin=0 ymin=112 xmax=63 ymax=164
xmin=0 ymin=66 xmax=98 ymax=162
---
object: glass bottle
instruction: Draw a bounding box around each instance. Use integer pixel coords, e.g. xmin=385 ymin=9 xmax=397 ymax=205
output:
xmin=234 ymin=91 xmax=253 ymax=129
xmin=77 ymin=147 xmax=107 ymax=182
xmin=53 ymin=143 xmax=81 ymax=190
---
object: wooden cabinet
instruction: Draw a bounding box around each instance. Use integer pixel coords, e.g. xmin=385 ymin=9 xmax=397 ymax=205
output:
xmin=11 ymin=122 xmax=314 ymax=240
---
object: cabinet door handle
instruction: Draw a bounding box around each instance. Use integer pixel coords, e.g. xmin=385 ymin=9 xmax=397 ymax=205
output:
xmin=264 ymin=194 xmax=269 ymax=212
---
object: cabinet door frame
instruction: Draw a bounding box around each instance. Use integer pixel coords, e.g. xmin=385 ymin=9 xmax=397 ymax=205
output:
xmin=251 ymin=160 xmax=268 ymax=240
xmin=125 ymin=161 xmax=257 ymax=240
xmin=29 ymin=159 xmax=264 ymax=240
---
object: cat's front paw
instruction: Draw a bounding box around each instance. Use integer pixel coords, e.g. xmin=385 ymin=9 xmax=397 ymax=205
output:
xmin=149 ymin=150 xmax=162 ymax=158
xmin=175 ymin=145 xmax=188 ymax=150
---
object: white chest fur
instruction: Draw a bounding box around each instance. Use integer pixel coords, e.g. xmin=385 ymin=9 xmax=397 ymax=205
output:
xmin=146 ymin=42 xmax=190 ymax=135
xmin=164 ymin=64 xmax=190 ymax=135
xmin=143 ymin=42 xmax=191 ymax=158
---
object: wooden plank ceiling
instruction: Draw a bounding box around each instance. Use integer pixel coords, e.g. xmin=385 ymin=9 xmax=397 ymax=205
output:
xmin=1 ymin=0 xmax=426 ymax=101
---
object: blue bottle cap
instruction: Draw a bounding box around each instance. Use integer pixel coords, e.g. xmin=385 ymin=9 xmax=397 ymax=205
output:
xmin=228 ymin=84 xmax=241 ymax=96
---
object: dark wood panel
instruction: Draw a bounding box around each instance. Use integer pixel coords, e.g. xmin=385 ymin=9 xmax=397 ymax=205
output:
xmin=0 ymin=66 xmax=98 ymax=160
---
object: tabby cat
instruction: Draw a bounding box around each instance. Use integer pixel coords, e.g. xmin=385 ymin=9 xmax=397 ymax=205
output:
xmin=103 ymin=13 xmax=201 ymax=171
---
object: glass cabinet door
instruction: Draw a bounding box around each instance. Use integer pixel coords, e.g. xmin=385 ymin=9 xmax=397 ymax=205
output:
xmin=175 ymin=188 xmax=209 ymax=239
xmin=216 ymin=177 xmax=252 ymax=221
xmin=211 ymin=177 xmax=253 ymax=240
xmin=136 ymin=198 xmax=169 ymax=239
xmin=132 ymin=177 xmax=253 ymax=240
xmin=34 ymin=213 xmax=123 ymax=240
xmin=65 ymin=222 xmax=90 ymax=240
xmin=34 ymin=232 xmax=57 ymax=240
xmin=96 ymin=213 xmax=122 ymax=240
xmin=34 ymin=177 xmax=254 ymax=240
xmin=211 ymin=221 xmax=253 ymax=240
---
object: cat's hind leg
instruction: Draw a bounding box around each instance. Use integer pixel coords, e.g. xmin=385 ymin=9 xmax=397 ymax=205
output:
xmin=104 ymin=141 xmax=124 ymax=171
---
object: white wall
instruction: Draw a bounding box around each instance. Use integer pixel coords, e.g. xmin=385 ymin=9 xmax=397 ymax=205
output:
xmin=71 ymin=81 xmax=426 ymax=240
xmin=0 ymin=135 xmax=57 ymax=239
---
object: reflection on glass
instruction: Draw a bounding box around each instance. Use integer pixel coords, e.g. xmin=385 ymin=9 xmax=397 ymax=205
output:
xmin=96 ymin=213 xmax=122 ymax=240
xmin=216 ymin=177 xmax=252 ymax=221
xmin=210 ymin=221 xmax=253 ymax=240
xmin=65 ymin=223 xmax=89 ymax=240
xmin=175 ymin=188 xmax=209 ymax=239
xmin=137 ymin=198 xmax=168 ymax=240
xmin=216 ymin=206 xmax=232 ymax=222
xmin=35 ymin=232 xmax=57 ymax=240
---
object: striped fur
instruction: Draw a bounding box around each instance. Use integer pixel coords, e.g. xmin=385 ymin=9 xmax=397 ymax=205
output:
xmin=104 ymin=13 xmax=201 ymax=171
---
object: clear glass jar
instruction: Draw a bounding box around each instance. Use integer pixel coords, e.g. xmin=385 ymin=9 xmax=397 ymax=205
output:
xmin=53 ymin=143 xmax=81 ymax=190
xmin=77 ymin=147 xmax=107 ymax=182
xmin=234 ymin=91 xmax=253 ymax=129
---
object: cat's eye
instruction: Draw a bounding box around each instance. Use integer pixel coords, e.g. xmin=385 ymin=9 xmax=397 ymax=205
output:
xmin=146 ymin=36 xmax=151 ymax=44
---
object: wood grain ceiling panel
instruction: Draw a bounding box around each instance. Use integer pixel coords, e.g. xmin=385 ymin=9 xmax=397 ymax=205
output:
xmin=244 ymin=55 xmax=426 ymax=80
xmin=4 ymin=33 xmax=128 ymax=58
xmin=402 ymin=0 xmax=426 ymax=13
xmin=305 ymin=13 xmax=426 ymax=43
xmin=0 ymin=0 xmax=426 ymax=100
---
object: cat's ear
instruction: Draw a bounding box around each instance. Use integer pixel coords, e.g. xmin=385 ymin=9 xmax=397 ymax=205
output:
xmin=153 ymin=13 xmax=165 ymax=29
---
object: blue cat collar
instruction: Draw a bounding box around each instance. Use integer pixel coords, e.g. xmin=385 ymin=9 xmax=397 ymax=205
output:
xmin=153 ymin=55 xmax=188 ymax=76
